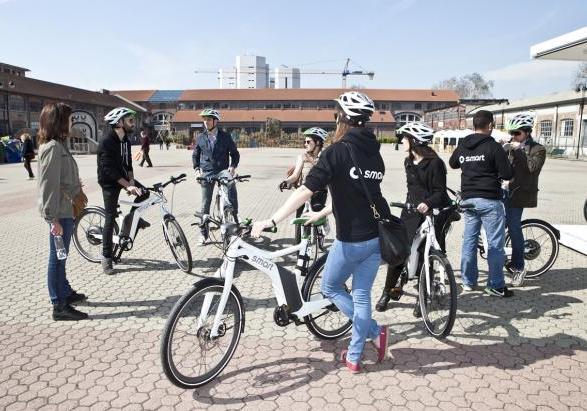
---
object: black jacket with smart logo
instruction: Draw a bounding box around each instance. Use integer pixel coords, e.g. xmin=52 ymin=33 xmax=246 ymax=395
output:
xmin=304 ymin=127 xmax=391 ymax=242
xmin=449 ymin=133 xmax=513 ymax=200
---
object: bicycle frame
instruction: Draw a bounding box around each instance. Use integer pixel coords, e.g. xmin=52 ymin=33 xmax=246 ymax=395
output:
xmin=91 ymin=189 xmax=174 ymax=246
xmin=197 ymin=234 xmax=331 ymax=338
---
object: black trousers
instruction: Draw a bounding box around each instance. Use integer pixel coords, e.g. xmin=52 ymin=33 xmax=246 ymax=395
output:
xmin=139 ymin=150 xmax=152 ymax=167
xmin=23 ymin=156 xmax=34 ymax=178
xmin=101 ymin=181 xmax=149 ymax=258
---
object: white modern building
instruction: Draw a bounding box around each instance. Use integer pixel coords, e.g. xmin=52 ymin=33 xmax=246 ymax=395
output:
xmin=218 ymin=67 xmax=237 ymax=89
xmin=236 ymin=55 xmax=269 ymax=89
xmin=274 ymin=66 xmax=301 ymax=89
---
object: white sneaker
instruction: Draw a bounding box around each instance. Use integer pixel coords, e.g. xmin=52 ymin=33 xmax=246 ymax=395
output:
xmin=462 ymin=284 xmax=475 ymax=291
xmin=511 ymin=267 xmax=527 ymax=287
xmin=198 ymin=236 xmax=208 ymax=246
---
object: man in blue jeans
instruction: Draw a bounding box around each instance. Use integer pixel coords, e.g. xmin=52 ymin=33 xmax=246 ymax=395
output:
xmin=502 ymin=113 xmax=546 ymax=287
xmin=192 ymin=108 xmax=240 ymax=245
xmin=449 ymin=110 xmax=514 ymax=297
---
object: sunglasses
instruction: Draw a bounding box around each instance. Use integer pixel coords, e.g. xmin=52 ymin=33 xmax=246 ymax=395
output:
xmin=304 ymin=140 xmax=313 ymax=145
xmin=509 ymin=130 xmax=522 ymax=136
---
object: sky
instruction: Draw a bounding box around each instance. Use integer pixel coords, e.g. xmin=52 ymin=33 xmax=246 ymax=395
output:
xmin=1 ymin=0 xmax=585 ymax=100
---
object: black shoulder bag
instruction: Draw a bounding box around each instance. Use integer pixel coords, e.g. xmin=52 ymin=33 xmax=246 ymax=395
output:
xmin=344 ymin=143 xmax=409 ymax=266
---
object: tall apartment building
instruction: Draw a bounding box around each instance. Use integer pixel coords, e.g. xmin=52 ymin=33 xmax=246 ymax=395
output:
xmin=274 ymin=66 xmax=300 ymax=89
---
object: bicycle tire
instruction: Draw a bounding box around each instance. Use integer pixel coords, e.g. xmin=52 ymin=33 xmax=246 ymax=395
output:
xmin=160 ymin=278 xmax=244 ymax=389
xmin=584 ymin=199 xmax=587 ymax=222
xmin=506 ymin=220 xmax=559 ymax=278
xmin=163 ymin=218 xmax=193 ymax=273
xmin=73 ymin=207 xmax=119 ymax=263
xmin=301 ymin=253 xmax=352 ymax=340
xmin=418 ymin=250 xmax=457 ymax=340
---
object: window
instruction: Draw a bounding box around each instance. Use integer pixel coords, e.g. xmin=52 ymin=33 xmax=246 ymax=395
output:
xmin=561 ymin=119 xmax=574 ymax=137
xmin=396 ymin=112 xmax=422 ymax=126
xmin=9 ymin=95 xmax=25 ymax=111
xmin=414 ymin=103 xmax=422 ymax=110
xmin=540 ymin=120 xmax=552 ymax=137
xmin=392 ymin=102 xmax=402 ymax=110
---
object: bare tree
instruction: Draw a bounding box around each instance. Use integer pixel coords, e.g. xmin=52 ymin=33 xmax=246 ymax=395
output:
xmin=572 ymin=62 xmax=587 ymax=89
xmin=433 ymin=72 xmax=494 ymax=99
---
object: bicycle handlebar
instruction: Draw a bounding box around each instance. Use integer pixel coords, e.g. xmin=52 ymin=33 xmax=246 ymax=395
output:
xmin=196 ymin=174 xmax=251 ymax=185
xmin=147 ymin=173 xmax=187 ymax=192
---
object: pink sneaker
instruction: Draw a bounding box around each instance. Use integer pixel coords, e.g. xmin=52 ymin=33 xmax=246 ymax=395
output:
xmin=339 ymin=349 xmax=361 ymax=373
xmin=372 ymin=325 xmax=389 ymax=362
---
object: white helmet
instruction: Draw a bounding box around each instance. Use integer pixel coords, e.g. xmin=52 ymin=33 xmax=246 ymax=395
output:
xmin=397 ymin=122 xmax=434 ymax=145
xmin=334 ymin=91 xmax=375 ymax=125
xmin=506 ymin=113 xmax=535 ymax=131
xmin=200 ymin=108 xmax=221 ymax=120
xmin=303 ymin=127 xmax=328 ymax=142
xmin=104 ymin=107 xmax=137 ymax=125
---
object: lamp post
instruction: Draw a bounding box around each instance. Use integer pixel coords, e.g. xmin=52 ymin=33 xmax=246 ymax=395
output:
xmin=575 ymin=83 xmax=586 ymax=160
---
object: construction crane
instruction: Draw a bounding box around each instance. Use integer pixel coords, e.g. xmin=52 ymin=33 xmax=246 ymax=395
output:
xmin=194 ymin=58 xmax=374 ymax=88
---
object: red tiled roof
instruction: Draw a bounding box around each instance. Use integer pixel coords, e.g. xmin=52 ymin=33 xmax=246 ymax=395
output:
xmin=114 ymin=88 xmax=458 ymax=103
xmin=178 ymin=88 xmax=457 ymax=102
xmin=114 ymin=90 xmax=157 ymax=102
xmin=0 ymin=73 xmax=136 ymax=108
xmin=172 ymin=109 xmax=395 ymax=124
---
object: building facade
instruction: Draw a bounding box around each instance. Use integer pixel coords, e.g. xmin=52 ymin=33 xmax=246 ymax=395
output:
xmin=116 ymin=88 xmax=459 ymax=144
xmin=0 ymin=63 xmax=147 ymax=153
xmin=468 ymin=90 xmax=587 ymax=157
xmin=274 ymin=67 xmax=301 ymax=89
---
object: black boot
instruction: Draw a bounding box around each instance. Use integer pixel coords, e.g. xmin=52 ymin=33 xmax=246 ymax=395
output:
xmin=53 ymin=303 xmax=88 ymax=321
xmin=66 ymin=290 xmax=87 ymax=305
xmin=375 ymin=289 xmax=392 ymax=312
xmin=413 ymin=301 xmax=422 ymax=318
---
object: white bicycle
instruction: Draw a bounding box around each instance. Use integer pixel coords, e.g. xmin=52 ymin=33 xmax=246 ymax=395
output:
xmin=73 ymin=174 xmax=193 ymax=273
xmin=444 ymin=188 xmax=560 ymax=279
xmin=160 ymin=218 xmax=351 ymax=388
xmin=382 ymin=202 xmax=461 ymax=339
xmin=194 ymin=174 xmax=249 ymax=248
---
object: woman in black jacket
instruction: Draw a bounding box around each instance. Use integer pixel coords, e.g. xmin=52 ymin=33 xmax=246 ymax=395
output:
xmin=376 ymin=122 xmax=451 ymax=314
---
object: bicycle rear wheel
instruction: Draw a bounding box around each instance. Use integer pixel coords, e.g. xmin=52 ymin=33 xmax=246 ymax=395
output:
xmin=507 ymin=220 xmax=559 ymax=278
xmin=160 ymin=278 xmax=244 ymax=389
xmin=301 ymin=254 xmax=352 ymax=340
xmin=419 ymin=250 xmax=457 ymax=339
xmin=163 ymin=218 xmax=193 ymax=273
xmin=73 ymin=207 xmax=119 ymax=263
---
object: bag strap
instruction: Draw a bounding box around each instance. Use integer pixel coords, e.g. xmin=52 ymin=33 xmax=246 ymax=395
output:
xmin=343 ymin=142 xmax=381 ymax=220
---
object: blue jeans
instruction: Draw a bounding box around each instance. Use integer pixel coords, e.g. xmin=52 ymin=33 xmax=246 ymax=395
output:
xmin=504 ymin=202 xmax=525 ymax=271
xmin=321 ymin=238 xmax=382 ymax=364
xmin=461 ymin=198 xmax=506 ymax=290
xmin=47 ymin=218 xmax=74 ymax=305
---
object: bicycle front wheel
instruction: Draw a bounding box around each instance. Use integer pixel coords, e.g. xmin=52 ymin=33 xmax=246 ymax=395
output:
xmin=160 ymin=279 xmax=244 ymax=389
xmin=163 ymin=218 xmax=193 ymax=273
xmin=508 ymin=220 xmax=559 ymax=278
xmin=301 ymin=254 xmax=352 ymax=340
xmin=419 ymin=250 xmax=457 ymax=339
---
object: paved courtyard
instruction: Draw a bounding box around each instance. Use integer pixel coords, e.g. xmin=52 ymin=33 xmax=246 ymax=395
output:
xmin=0 ymin=144 xmax=586 ymax=410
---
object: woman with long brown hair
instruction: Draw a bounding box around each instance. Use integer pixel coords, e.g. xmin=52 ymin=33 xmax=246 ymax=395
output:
xmin=375 ymin=122 xmax=451 ymax=314
xmin=38 ymin=102 xmax=88 ymax=321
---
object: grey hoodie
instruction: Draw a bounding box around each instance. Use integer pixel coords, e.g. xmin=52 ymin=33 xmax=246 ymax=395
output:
xmin=37 ymin=140 xmax=81 ymax=222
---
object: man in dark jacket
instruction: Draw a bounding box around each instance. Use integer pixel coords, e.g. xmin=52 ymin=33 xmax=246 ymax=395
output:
xmin=192 ymin=108 xmax=240 ymax=244
xmin=502 ymin=113 xmax=546 ymax=287
xmin=449 ymin=110 xmax=514 ymax=297
xmin=97 ymin=107 xmax=147 ymax=274
xmin=139 ymin=129 xmax=153 ymax=167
